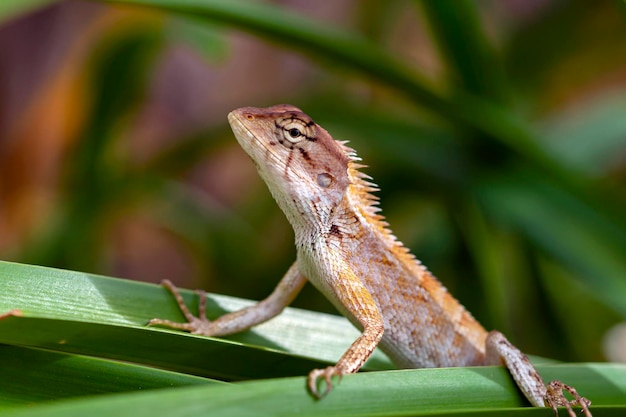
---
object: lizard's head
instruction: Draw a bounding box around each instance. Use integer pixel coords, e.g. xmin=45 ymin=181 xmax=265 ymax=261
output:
xmin=228 ymin=105 xmax=353 ymax=229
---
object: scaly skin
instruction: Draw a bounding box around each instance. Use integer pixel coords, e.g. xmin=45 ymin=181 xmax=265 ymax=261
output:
xmin=149 ymin=105 xmax=591 ymax=416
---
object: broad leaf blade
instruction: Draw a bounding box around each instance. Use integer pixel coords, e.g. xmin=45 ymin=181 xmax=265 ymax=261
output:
xmin=0 ymin=345 xmax=216 ymax=409
xmin=0 ymin=315 xmax=323 ymax=380
xmin=3 ymin=364 xmax=625 ymax=417
xmin=0 ymin=260 xmax=393 ymax=376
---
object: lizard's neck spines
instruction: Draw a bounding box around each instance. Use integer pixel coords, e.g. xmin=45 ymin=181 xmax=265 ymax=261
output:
xmin=342 ymin=142 xmax=415 ymax=259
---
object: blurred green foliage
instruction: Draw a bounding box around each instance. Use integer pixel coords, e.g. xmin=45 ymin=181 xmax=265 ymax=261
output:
xmin=1 ymin=0 xmax=625 ymax=368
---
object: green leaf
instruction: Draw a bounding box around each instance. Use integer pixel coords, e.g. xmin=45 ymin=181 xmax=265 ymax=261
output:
xmin=0 ymin=260 xmax=393 ymax=377
xmin=3 ymin=364 xmax=625 ymax=417
xmin=2 ymin=262 xmax=625 ymax=415
xmin=0 ymin=344 xmax=216 ymax=409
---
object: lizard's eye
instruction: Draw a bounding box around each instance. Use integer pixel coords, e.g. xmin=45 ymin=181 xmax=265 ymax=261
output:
xmin=280 ymin=119 xmax=309 ymax=144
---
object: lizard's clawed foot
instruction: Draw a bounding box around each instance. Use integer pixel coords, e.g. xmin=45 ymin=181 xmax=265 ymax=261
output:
xmin=545 ymin=380 xmax=592 ymax=417
xmin=148 ymin=279 xmax=215 ymax=335
xmin=308 ymin=366 xmax=343 ymax=399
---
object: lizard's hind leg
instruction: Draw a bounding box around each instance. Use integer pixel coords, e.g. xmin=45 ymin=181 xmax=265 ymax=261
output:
xmin=485 ymin=331 xmax=591 ymax=417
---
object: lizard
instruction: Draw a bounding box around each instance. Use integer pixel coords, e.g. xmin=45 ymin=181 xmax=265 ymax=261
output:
xmin=148 ymin=104 xmax=592 ymax=416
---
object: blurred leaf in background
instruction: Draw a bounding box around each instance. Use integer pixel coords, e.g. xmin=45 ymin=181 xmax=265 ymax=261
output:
xmin=0 ymin=0 xmax=625 ymax=379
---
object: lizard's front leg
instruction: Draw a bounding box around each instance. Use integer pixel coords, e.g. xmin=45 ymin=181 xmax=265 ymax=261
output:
xmin=485 ymin=330 xmax=592 ymax=417
xmin=308 ymin=265 xmax=384 ymax=398
xmin=148 ymin=262 xmax=306 ymax=336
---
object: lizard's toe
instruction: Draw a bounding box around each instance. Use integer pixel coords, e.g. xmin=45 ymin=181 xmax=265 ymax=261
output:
xmin=149 ymin=279 xmax=217 ymax=335
xmin=308 ymin=366 xmax=343 ymax=399
xmin=147 ymin=317 xmax=197 ymax=331
xmin=545 ymin=380 xmax=592 ymax=417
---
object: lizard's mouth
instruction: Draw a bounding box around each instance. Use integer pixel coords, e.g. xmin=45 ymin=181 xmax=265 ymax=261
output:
xmin=229 ymin=113 xmax=272 ymax=157
xmin=228 ymin=111 xmax=309 ymax=185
